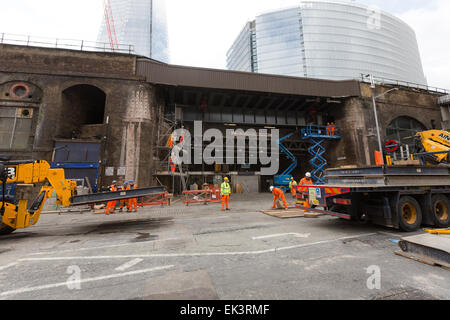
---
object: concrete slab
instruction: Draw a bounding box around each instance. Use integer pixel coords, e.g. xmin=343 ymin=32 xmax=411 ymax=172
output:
xmin=401 ymin=234 xmax=450 ymax=253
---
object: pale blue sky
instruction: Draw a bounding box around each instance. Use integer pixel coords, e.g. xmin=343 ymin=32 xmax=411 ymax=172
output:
xmin=0 ymin=0 xmax=448 ymax=89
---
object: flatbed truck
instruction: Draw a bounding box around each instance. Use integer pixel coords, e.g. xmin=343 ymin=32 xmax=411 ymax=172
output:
xmin=296 ymin=165 xmax=450 ymax=232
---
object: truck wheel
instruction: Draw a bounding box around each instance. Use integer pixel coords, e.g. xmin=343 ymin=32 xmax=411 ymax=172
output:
xmin=430 ymin=195 xmax=450 ymax=227
xmin=0 ymin=223 xmax=15 ymax=236
xmin=398 ymin=196 xmax=422 ymax=232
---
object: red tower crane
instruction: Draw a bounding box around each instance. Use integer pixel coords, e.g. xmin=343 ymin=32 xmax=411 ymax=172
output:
xmin=103 ymin=0 xmax=119 ymax=50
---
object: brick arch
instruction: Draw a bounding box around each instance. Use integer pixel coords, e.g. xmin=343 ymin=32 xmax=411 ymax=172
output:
xmin=385 ymin=115 xmax=428 ymax=132
xmin=60 ymin=81 xmax=108 ymax=94
xmin=385 ymin=116 xmax=427 ymax=150
xmin=57 ymin=84 xmax=106 ymax=139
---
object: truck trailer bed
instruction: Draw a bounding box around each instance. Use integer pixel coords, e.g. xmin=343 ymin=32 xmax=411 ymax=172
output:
xmin=295 ymin=165 xmax=450 ymax=231
xmin=325 ymin=166 xmax=450 ymax=188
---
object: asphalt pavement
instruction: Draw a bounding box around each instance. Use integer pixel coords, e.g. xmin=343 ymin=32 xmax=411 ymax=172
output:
xmin=0 ymin=194 xmax=448 ymax=300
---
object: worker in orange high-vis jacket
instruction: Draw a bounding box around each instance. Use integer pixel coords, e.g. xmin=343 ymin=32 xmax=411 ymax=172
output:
xmin=221 ymin=177 xmax=231 ymax=211
xmin=118 ymin=182 xmax=128 ymax=212
xmin=270 ymin=186 xmax=288 ymax=210
xmin=299 ymin=172 xmax=314 ymax=208
xmin=127 ymin=180 xmax=138 ymax=212
xmin=105 ymin=181 xmax=118 ymax=214
xmin=300 ymin=172 xmax=314 ymax=186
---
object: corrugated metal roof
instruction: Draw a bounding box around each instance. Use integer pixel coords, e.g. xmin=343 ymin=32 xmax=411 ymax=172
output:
xmin=136 ymin=58 xmax=361 ymax=98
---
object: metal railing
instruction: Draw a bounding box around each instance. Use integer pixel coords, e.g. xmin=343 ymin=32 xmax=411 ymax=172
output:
xmin=0 ymin=32 xmax=135 ymax=55
xmin=360 ymin=74 xmax=449 ymax=95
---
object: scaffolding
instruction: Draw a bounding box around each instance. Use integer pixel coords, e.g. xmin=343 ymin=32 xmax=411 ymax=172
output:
xmin=301 ymin=125 xmax=341 ymax=185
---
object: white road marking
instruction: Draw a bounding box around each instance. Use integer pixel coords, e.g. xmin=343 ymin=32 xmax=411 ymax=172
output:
xmin=252 ymin=233 xmax=311 ymax=240
xmin=115 ymin=258 xmax=143 ymax=272
xmin=0 ymin=265 xmax=174 ymax=297
xmin=0 ymin=263 xmax=18 ymax=272
xmin=19 ymin=233 xmax=377 ymax=262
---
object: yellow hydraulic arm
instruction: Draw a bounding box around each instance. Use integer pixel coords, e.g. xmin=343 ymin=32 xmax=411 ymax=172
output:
xmin=0 ymin=160 xmax=76 ymax=234
xmin=416 ymin=130 xmax=450 ymax=163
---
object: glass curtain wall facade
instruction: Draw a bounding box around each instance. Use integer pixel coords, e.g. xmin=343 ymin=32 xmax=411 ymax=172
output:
xmin=227 ymin=22 xmax=258 ymax=72
xmin=97 ymin=0 xmax=169 ymax=63
xmin=227 ymin=1 xmax=427 ymax=84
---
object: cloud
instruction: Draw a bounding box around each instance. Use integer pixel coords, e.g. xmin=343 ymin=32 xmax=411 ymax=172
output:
xmin=0 ymin=0 xmax=102 ymax=40
xmin=397 ymin=0 xmax=450 ymax=89
xmin=166 ymin=0 xmax=301 ymax=68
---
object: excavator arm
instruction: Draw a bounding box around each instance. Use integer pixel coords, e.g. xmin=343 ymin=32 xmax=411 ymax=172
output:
xmin=415 ymin=130 xmax=450 ymax=164
xmin=0 ymin=159 xmax=77 ymax=235
xmin=0 ymin=157 xmax=167 ymax=236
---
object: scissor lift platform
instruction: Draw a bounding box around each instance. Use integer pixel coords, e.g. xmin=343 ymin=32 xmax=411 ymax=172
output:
xmin=301 ymin=125 xmax=341 ymax=184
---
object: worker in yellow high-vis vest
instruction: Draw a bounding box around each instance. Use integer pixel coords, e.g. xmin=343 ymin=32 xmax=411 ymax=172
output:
xmin=289 ymin=177 xmax=298 ymax=198
xmin=221 ymin=177 xmax=231 ymax=211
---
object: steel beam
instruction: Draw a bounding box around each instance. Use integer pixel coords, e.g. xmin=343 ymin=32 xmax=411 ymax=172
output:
xmin=70 ymin=187 xmax=166 ymax=206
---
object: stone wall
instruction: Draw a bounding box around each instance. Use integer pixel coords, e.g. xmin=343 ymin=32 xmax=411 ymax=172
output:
xmin=328 ymin=83 xmax=443 ymax=168
xmin=0 ymin=44 xmax=159 ymax=188
xmin=0 ymin=44 xmax=136 ymax=77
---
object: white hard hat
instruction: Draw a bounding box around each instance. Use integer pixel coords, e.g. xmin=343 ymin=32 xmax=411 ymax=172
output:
xmin=270 ymin=186 xmax=274 ymax=192
xmin=306 ymin=172 xmax=311 ymax=178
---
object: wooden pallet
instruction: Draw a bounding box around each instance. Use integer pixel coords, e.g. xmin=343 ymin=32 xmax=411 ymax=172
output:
xmin=261 ymin=209 xmax=324 ymax=219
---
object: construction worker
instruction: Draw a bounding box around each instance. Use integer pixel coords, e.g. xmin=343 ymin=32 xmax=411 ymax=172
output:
xmin=168 ymin=134 xmax=174 ymax=148
xmin=327 ymin=122 xmax=337 ymax=136
xmin=300 ymin=172 xmax=314 ymax=186
xmin=127 ymin=180 xmax=138 ymax=212
xmin=170 ymin=155 xmax=177 ymax=173
xmin=105 ymin=181 xmax=118 ymax=214
xmin=221 ymin=177 xmax=231 ymax=211
xmin=289 ymin=177 xmax=298 ymax=197
xmin=299 ymin=173 xmax=314 ymax=208
xmin=118 ymin=181 xmax=128 ymax=212
xmin=270 ymin=186 xmax=288 ymax=210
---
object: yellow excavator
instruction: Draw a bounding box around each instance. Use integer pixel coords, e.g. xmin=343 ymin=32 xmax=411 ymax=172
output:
xmin=414 ymin=130 xmax=450 ymax=165
xmin=0 ymin=158 xmax=77 ymax=235
xmin=0 ymin=157 xmax=165 ymax=236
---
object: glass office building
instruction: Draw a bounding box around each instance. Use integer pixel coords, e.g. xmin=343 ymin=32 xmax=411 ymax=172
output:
xmin=227 ymin=1 xmax=427 ymax=84
xmin=97 ymin=0 xmax=169 ymax=63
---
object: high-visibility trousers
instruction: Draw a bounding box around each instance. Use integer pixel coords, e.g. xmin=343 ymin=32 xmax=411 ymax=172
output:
xmin=127 ymin=198 xmax=138 ymax=212
xmin=327 ymin=126 xmax=336 ymax=136
xmin=273 ymin=194 xmax=287 ymax=209
xmin=119 ymin=199 xmax=127 ymax=210
xmin=303 ymin=198 xmax=311 ymax=208
xmin=291 ymin=187 xmax=297 ymax=197
xmin=221 ymin=195 xmax=230 ymax=210
xmin=105 ymin=200 xmax=116 ymax=213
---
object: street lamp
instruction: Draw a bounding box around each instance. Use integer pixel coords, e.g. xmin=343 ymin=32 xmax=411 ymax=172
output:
xmin=364 ymin=74 xmax=399 ymax=161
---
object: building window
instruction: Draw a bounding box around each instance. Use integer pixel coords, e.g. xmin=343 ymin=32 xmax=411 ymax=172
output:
xmin=0 ymin=107 xmax=33 ymax=149
xmin=386 ymin=116 xmax=426 ymax=150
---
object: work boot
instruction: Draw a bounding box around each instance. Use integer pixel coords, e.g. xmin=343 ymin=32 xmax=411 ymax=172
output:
xmin=226 ymin=208 xmax=230 ymax=211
